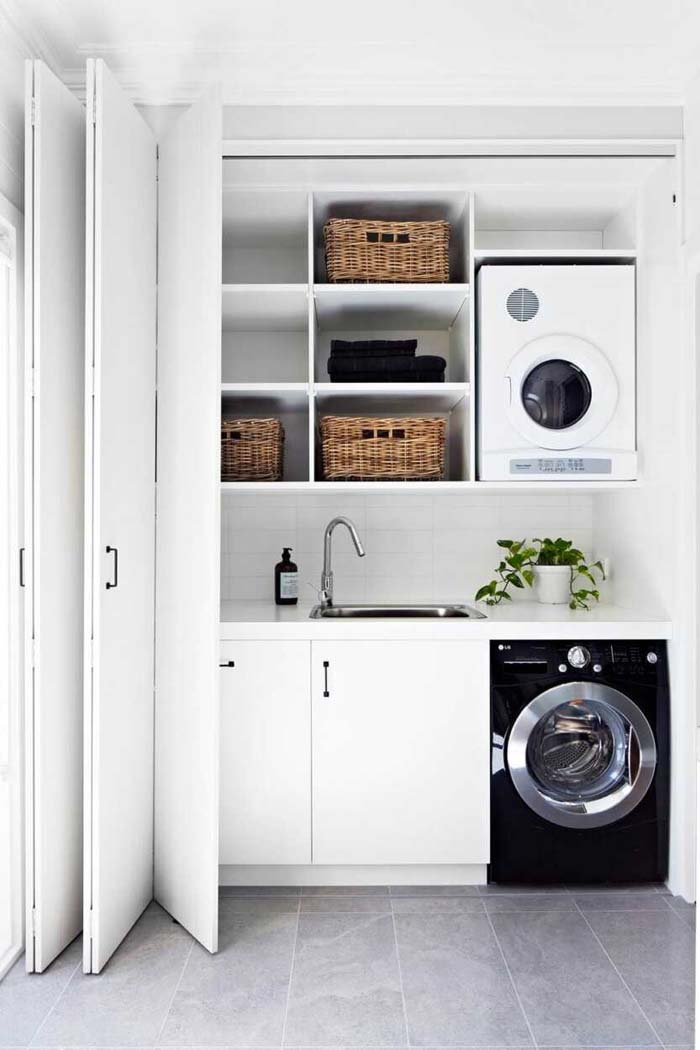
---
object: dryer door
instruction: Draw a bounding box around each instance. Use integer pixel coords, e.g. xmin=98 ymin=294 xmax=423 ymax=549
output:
xmin=506 ymin=334 xmax=619 ymax=451
xmin=506 ymin=682 xmax=656 ymax=829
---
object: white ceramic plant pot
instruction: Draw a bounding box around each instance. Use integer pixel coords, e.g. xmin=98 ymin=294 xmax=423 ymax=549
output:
xmin=532 ymin=565 xmax=571 ymax=605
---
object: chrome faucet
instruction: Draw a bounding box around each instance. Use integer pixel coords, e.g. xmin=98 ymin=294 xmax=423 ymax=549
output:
xmin=320 ymin=516 xmax=365 ymax=608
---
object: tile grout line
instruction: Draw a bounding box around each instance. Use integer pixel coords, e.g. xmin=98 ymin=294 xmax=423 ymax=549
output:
xmin=153 ymin=934 xmax=195 ymax=1048
xmin=280 ymin=894 xmax=302 ymax=1049
xmin=28 ymin=946 xmax=83 ymax=1048
xmin=660 ymin=893 xmax=696 ymax=931
xmin=483 ymin=907 xmax=538 ymax=1049
xmin=389 ymin=900 xmax=412 ymax=1048
xmin=573 ymin=900 xmax=665 ymax=1047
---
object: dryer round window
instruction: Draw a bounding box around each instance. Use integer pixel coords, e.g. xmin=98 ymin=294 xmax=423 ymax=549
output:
xmin=506 ymin=333 xmax=619 ymax=452
xmin=521 ymin=358 xmax=592 ymax=430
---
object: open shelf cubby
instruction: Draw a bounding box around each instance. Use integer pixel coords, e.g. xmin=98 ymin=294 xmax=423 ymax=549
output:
xmin=222 ymin=186 xmax=308 ymax=283
xmin=312 ymin=284 xmax=470 ymax=384
xmin=313 ymin=386 xmax=470 ymax=484
xmin=221 ymin=388 xmax=310 ymax=483
xmin=311 ymin=190 xmax=471 ymax=284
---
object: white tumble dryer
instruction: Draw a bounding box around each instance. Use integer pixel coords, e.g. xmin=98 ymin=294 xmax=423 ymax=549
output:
xmin=477 ymin=264 xmax=637 ymax=480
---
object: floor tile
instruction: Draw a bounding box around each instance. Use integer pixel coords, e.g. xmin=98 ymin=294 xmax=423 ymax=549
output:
xmin=32 ymin=905 xmax=192 ymax=1048
xmin=391 ymin=896 xmax=485 ymax=914
xmin=586 ymin=908 xmax=696 ymax=1045
xmin=300 ymin=885 xmax=389 ymax=896
xmin=0 ymin=939 xmax=81 ymax=1047
xmin=389 ymin=884 xmax=482 ymax=897
xmin=159 ymin=899 xmax=298 ymax=1046
xmin=300 ymin=896 xmax=392 ymax=914
xmin=219 ymin=885 xmax=301 ymax=898
xmin=479 ymin=883 xmax=570 ymax=895
xmin=483 ymin=894 xmax=576 ymax=913
xmin=492 ymin=910 xmax=658 ymax=1046
xmin=573 ymin=891 xmax=672 ymax=912
xmin=395 ymin=910 xmax=532 ymax=1046
xmin=284 ymin=912 xmax=405 ymax=1047
xmin=665 ymin=895 xmax=696 ymax=930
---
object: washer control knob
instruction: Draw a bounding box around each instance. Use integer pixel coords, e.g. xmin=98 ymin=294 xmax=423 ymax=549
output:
xmin=593 ymin=663 xmax=602 ymax=673
xmin=646 ymin=651 xmax=658 ymax=665
xmin=558 ymin=663 xmax=567 ymax=673
xmin=568 ymin=645 xmax=590 ymax=669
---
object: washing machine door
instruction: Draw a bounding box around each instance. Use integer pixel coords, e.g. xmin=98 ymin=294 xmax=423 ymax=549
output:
xmin=506 ymin=682 xmax=656 ymax=829
xmin=506 ymin=333 xmax=619 ymax=451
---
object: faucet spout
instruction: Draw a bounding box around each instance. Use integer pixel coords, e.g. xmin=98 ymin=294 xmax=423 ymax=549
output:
xmin=320 ymin=516 xmax=365 ymax=608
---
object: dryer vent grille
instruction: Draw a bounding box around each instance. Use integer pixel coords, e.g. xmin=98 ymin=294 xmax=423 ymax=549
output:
xmin=507 ymin=287 xmax=539 ymax=322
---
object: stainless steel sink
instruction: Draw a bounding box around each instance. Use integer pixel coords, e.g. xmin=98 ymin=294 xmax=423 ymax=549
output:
xmin=309 ymin=603 xmax=486 ymax=619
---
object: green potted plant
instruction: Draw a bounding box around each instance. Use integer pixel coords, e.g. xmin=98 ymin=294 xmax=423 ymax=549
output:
xmin=475 ymin=537 xmax=606 ymax=610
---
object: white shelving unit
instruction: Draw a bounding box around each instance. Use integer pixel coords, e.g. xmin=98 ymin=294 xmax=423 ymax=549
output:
xmin=219 ymin=169 xmax=643 ymax=489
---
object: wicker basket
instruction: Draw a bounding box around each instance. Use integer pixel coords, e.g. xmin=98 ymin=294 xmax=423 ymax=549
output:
xmin=320 ymin=415 xmax=446 ymax=481
xmin=323 ymin=218 xmax=450 ymax=283
xmin=221 ymin=418 xmax=284 ymax=481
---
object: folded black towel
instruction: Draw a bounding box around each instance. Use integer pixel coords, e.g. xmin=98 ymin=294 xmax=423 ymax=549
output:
xmin=330 ymin=338 xmax=417 ymax=358
xmin=328 ymin=354 xmax=446 ymax=382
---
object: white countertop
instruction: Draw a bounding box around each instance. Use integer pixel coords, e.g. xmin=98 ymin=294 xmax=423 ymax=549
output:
xmin=220 ymin=600 xmax=672 ymax=641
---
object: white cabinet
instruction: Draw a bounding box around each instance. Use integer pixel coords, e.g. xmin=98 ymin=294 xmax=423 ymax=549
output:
xmin=219 ymin=641 xmax=311 ymax=865
xmin=310 ymin=639 xmax=489 ymax=866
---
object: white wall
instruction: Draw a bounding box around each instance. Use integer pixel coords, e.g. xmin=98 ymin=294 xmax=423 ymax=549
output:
xmin=222 ymin=490 xmax=595 ymax=606
xmin=0 ymin=9 xmax=29 ymax=212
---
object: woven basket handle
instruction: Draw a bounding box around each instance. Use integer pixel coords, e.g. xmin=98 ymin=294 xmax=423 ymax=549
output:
xmin=365 ymin=231 xmax=411 ymax=244
xmin=361 ymin=427 xmax=406 ymax=440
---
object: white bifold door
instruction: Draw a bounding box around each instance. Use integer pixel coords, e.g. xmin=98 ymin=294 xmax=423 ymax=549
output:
xmin=83 ymin=59 xmax=221 ymax=973
xmin=24 ymin=60 xmax=85 ymax=974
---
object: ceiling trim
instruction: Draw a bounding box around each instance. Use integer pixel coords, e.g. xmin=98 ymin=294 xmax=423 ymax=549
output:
xmin=59 ymin=66 xmax=685 ymax=108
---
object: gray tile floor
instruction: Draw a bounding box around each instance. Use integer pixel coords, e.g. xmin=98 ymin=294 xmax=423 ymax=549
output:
xmin=0 ymin=884 xmax=694 ymax=1049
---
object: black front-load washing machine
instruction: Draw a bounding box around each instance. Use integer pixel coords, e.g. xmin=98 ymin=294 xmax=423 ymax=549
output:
xmin=490 ymin=640 xmax=669 ymax=884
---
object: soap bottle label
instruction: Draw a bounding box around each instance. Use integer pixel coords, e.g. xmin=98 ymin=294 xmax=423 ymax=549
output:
xmin=279 ymin=573 xmax=298 ymax=599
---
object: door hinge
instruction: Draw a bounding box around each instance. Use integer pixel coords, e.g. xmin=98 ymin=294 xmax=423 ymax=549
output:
xmin=30 ymin=98 xmax=37 ymax=127
xmin=30 ymin=638 xmax=37 ymax=669
xmin=86 ymin=908 xmax=94 ymax=938
xmin=30 ymin=367 xmax=36 ymax=398
xmin=30 ymin=907 xmax=37 ymax=935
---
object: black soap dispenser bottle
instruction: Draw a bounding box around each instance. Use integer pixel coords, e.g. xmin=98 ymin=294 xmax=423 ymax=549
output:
xmin=275 ymin=548 xmax=298 ymax=606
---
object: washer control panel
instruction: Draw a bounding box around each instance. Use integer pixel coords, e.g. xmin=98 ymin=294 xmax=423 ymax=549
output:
xmin=493 ymin=640 xmax=664 ymax=683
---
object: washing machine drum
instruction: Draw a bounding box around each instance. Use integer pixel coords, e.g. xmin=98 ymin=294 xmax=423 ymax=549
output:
xmin=507 ymin=682 xmax=656 ymax=829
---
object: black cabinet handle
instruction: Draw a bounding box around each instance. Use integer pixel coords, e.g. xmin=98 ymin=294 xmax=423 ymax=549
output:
xmin=19 ymin=547 xmax=25 ymax=587
xmin=219 ymin=660 xmax=235 ymax=668
xmin=323 ymin=660 xmax=330 ymax=698
xmin=106 ymin=546 xmax=118 ymax=589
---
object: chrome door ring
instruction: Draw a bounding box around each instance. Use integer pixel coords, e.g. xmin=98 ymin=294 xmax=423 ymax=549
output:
xmin=507 ymin=681 xmax=657 ymax=829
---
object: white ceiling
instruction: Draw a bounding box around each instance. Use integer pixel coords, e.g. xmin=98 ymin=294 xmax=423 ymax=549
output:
xmin=6 ymin=0 xmax=700 ymax=106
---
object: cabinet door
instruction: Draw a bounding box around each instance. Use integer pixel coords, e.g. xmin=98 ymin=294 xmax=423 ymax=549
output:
xmin=311 ymin=640 xmax=489 ymax=865
xmin=83 ymin=59 xmax=157 ymax=974
xmin=220 ymin=642 xmax=311 ymax=866
xmin=153 ymin=87 xmax=221 ymax=953
xmin=24 ymin=60 xmax=85 ymax=973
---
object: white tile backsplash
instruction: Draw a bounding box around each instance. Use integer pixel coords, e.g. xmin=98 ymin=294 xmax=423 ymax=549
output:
xmin=220 ymin=491 xmax=596 ymax=606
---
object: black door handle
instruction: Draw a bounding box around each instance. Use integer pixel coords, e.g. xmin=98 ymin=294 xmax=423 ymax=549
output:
xmin=19 ymin=547 xmax=25 ymax=587
xmin=219 ymin=660 xmax=235 ymax=668
xmin=106 ymin=546 xmax=118 ymax=589
xmin=323 ymin=660 xmax=330 ymax=697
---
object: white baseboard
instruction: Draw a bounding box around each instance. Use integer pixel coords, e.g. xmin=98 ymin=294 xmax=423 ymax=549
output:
xmin=219 ymin=864 xmax=487 ymax=887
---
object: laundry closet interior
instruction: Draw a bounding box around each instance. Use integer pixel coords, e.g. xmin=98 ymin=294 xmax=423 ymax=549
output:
xmin=25 ymin=57 xmax=688 ymax=979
